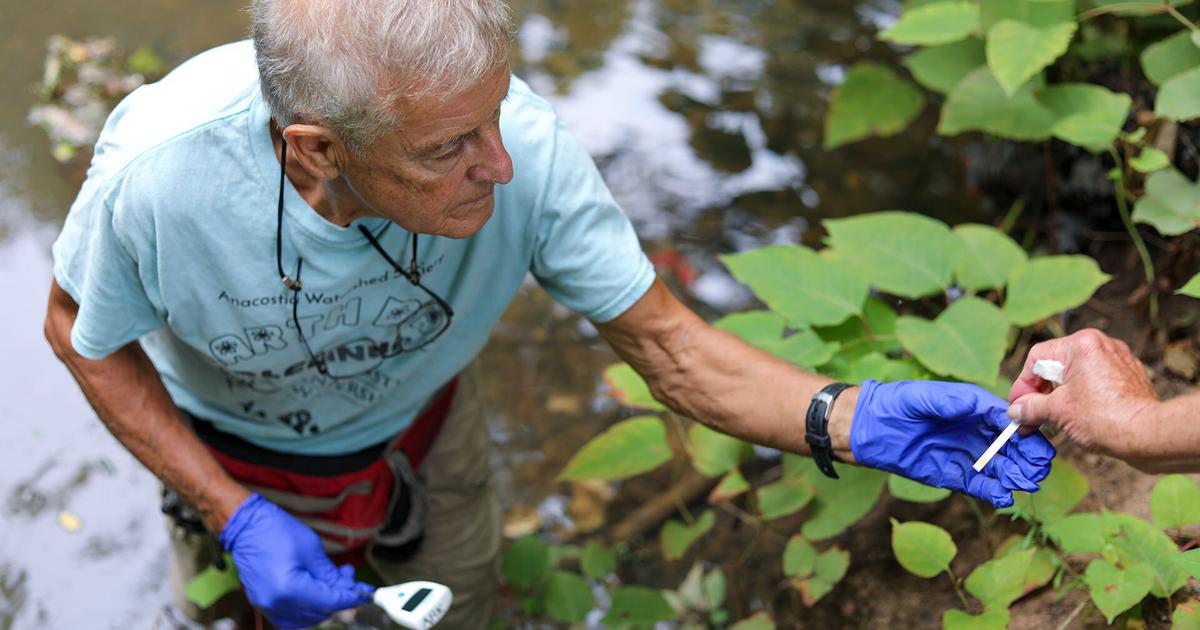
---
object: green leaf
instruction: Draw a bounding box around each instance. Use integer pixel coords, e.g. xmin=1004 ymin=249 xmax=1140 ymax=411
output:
xmin=880 ymin=2 xmax=982 ymax=46
xmin=1110 ymin=514 xmax=1191 ymax=598
xmin=604 ymin=363 xmax=666 ymax=411
xmin=1002 ymin=256 xmax=1112 ymax=326
xmin=756 ymin=479 xmax=815 ymax=520
xmin=903 ymin=37 xmax=987 ymax=94
xmin=1150 ymin=474 xmax=1200 ymax=528
xmin=559 ymin=416 xmax=672 ymax=481
xmin=980 ymin=0 xmax=1074 ymax=30
xmin=710 ymin=469 xmax=750 ymax=502
xmin=795 ymin=547 xmax=851 ymax=605
xmin=1038 ymin=83 xmax=1132 ymax=152
xmin=502 ymin=537 xmax=553 ymax=593
xmin=1044 ymin=513 xmax=1119 ymax=554
xmin=581 ymin=540 xmax=617 ymax=580
xmin=703 ymin=568 xmax=726 ymax=610
xmin=713 ymin=311 xmax=786 ymax=349
xmin=1004 ymin=459 xmax=1089 ymax=522
xmin=889 ymin=474 xmax=952 ymax=503
xmin=127 ymin=46 xmax=166 ymax=77
xmin=953 ymin=223 xmax=1028 ymax=292
xmin=603 ymin=586 xmax=678 ymax=626
xmin=787 ymin=457 xmax=887 ymax=540
xmin=784 ymin=536 xmax=819 ymax=579
xmin=965 ymin=548 xmax=1039 ymax=608
xmin=891 ymin=519 xmax=957 ymax=578
xmin=729 ymin=613 xmax=776 ymax=630
xmin=1084 ymin=559 xmax=1154 ymax=623
xmin=1142 ymin=31 xmax=1200 ymax=86
xmin=661 ymin=511 xmax=715 ymax=561
xmin=986 ymin=20 xmax=1076 ymax=97
xmin=184 ymin=555 xmax=240 ymax=609
xmin=939 ymin=67 xmax=1056 ymax=141
xmin=822 ymin=352 xmax=931 ymax=385
xmin=824 ymin=211 xmax=964 ymax=299
xmin=545 ymin=571 xmax=596 ymax=624
xmin=767 ymin=330 xmax=840 ymax=369
xmin=1133 ymin=167 xmax=1200 ymax=235
xmin=1174 ymin=598 xmax=1200 ymax=630
xmin=1158 ymin=66 xmax=1200 ymax=121
xmin=1180 ymin=273 xmax=1200 ymax=298
xmin=943 ymin=608 xmax=1011 ymax=630
xmin=1130 ymin=147 xmax=1171 ymax=173
xmin=815 ymin=298 xmax=901 ymax=360
xmin=824 ymin=63 xmax=925 ymax=149
xmin=896 ymin=297 xmax=1010 ymax=383
xmin=720 ymin=245 xmax=869 ymax=327
xmin=1176 ymin=549 xmax=1200 ymax=579
xmin=1084 ymin=0 xmax=1194 ymax=16
xmin=688 ymin=423 xmax=746 ymax=478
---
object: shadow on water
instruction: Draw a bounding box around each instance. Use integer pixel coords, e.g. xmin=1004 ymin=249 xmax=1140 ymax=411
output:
xmin=0 ymin=0 xmax=994 ymax=627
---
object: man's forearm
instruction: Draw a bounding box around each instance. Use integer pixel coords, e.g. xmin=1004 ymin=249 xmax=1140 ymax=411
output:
xmin=1115 ymin=394 xmax=1200 ymax=473
xmin=46 ymin=283 xmax=248 ymax=531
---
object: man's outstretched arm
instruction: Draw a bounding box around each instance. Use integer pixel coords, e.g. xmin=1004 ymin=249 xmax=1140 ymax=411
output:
xmin=597 ymin=279 xmax=1056 ymax=507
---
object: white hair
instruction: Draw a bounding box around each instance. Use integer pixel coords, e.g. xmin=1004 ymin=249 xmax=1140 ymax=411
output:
xmin=251 ymin=0 xmax=514 ymax=153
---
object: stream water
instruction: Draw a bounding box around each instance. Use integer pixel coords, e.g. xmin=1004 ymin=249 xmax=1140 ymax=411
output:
xmin=0 ymin=1 xmax=991 ymax=627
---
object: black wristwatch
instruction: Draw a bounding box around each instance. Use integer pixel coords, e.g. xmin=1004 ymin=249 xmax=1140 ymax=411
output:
xmin=805 ymin=382 xmax=852 ymax=479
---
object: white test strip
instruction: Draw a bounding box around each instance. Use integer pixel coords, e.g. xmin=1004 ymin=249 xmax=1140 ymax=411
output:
xmin=971 ymin=360 xmax=1064 ymax=472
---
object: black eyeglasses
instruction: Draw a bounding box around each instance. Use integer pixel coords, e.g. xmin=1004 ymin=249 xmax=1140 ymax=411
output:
xmin=274 ymin=138 xmax=454 ymax=379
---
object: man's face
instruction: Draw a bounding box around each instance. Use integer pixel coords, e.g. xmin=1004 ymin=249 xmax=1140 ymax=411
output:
xmin=341 ymin=65 xmax=514 ymax=238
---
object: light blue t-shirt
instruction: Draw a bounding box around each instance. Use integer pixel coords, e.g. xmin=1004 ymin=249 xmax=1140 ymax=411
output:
xmin=52 ymin=41 xmax=655 ymax=456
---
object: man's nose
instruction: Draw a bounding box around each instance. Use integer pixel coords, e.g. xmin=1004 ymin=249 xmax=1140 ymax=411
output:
xmin=467 ymin=124 xmax=513 ymax=185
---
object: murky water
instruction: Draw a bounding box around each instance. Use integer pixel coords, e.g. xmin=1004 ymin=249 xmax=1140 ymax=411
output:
xmin=0 ymin=1 xmax=990 ymax=627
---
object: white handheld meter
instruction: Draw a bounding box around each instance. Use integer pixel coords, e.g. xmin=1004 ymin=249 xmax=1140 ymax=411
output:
xmin=373 ymin=581 xmax=453 ymax=630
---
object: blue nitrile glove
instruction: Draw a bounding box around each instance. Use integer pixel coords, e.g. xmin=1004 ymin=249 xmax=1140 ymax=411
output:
xmin=220 ymin=494 xmax=374 ymax=629
xmin=850 ymin=380 xmax=1055 ymax=508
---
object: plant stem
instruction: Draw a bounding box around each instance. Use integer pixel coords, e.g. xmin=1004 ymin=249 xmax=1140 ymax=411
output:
xmin=1165 ymin=4 xmax=1200 ymax=31
xmin=1000 ymin=199 xmax=1025 ymax=235
xmin=964 ymin=497 xmax=995 ymax=555
xmin=1054 ymin=600 xmax=1090 ymax=630
xmin=1079 ymin=2 xmax=1169 ymax=20
xmin=1108 ymin=148 xmax=1159 ymax=320
xmin=946 ymin=567 xmax=973 ymax=612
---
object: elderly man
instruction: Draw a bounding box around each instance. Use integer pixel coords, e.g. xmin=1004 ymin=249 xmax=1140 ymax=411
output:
xmin=44 ymin=1 xmax=1053 ymax=628
xmin=1009 ymin=328 xmax=1200 ymax=473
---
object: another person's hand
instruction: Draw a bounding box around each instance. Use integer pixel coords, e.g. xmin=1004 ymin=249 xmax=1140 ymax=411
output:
xmin=220 ymin=494 xmax=373 ymax=629
xmin=851 ymin=380 xmax=1055 ymax=508
xmin=1007 ymin=328 xmax=1158 ymax=456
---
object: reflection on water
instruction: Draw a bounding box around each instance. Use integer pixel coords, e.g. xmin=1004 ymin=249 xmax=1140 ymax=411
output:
xmin=0 ymin=0 xmax=993 ymax=626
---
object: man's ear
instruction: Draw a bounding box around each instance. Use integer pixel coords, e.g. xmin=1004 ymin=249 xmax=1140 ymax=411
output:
xmin=281 ymin=124 xmax=351 ymax=181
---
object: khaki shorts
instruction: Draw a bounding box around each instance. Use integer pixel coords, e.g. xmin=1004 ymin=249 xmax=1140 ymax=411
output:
xmin=166 ymin=365 xmax=500 ymax=629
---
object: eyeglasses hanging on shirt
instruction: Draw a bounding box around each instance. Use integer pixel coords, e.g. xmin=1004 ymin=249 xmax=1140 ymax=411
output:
xmin=274 ymin=138 xmax=454 ymax=380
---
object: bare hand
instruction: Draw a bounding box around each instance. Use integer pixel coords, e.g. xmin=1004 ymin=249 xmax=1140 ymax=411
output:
xmin=1007 ymin=329 xmax=1158 ymax=457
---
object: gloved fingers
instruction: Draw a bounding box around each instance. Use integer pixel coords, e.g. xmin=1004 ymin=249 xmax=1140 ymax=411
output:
xmin=294 ymin=573 xmax=374 ymax=612
xmin=965 ymin=473 xmax=1015 ymax=509
xmin=983 ymin=454 xmax=1040 ymax=493
xmin=1006 ymin=434 xmax=1055 ymax=482
xmin=898 ymin=382 xmax=979 ymax=420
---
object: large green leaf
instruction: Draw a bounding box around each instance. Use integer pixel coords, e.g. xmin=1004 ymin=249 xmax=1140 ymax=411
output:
xmin=721 ymin=245 xmax=868 ymax=327
xmin=767 ymin=330 xmax=840 ymax=369
xmin=795 ymin=547 xmax=851 ymax=605
xmin=184 ymin=556 xmax=241 ymax=609
xmin=1150 ymin=474 xmax=1200 ymax=528
xmin=815 ymin=298 xmax=901 ymax=360
xmin=1110 ymin=514 xmax=1190 ymax=598
xmin=1175 ymin=598 xmax=1200 ymax=630
xmin=824 ymin=63 xmax=925 ymax=149
xmin=880 ymin=2 xmax=982 ymax=46
xmin=1141 ymin=30 xmax=1200 ymax=86
xmin=896 ymin=297 xmax=1009 ymax=383
xmin=1158 ymin=66 xmax=1200 ymax=121
xmin=661 ymin=511 xmax=715 ymax=561
xmin=1044 ymin=512 xmax=1119 ymax=554
xmin=1084 ymin=559 xmax=1154 ymax=624
xmin=1002 ymin=256 xmax=1111 ymax=326
xmin=713 ymin=311 xmax=786 ymax=349
xmin=1133 ymin=167 xmax=1200 ymax=235
xmin=953 ymin=223 xmax=1028 ymax=292
xmin=1176 ymin=549 xmax=1200 ymax=579
xmin=964 ymin=548 xmax=1040 ymax=609
xmin=986 ymin=20 xmax=1076 ymax=97
xmin=888 ymin=474 xmax=952 ymax=503
xmin=545 ymin=571 xmax=596 ymax=624
xmin=783 ymin=536 xmax=819 ymax=579
xmin=502 ymin=536 xmax=553 ymax=592
xmin=604 ymin=363 xmax=666 ymax=411
xmin=824 ymin=211 xmax=964 ymax=299
xmin=821 ymin=352 xmax=931 ymax=385
xmin=559 ymin=416 xmax=672 ymax=481
xmin=1180 ymin=273 xmax=1200 ymax=298
xmin=1004 ymin=459 xmax=1088 ymax=522
xmin=785 ymin=456 xmax=887 ymax=540
xmin=943 ymin=608 xmax=1011 ymax=630
xmin=939 ymin=67 xmax=1056 ymax=141
xmin=688 ymin=423 xmax=746 ymax=478
xmin=904 ymin=37 xmax=986 ymax=94
xmin=891 ymin=519 xmax=957 ymax=578
xmin=756 ymin=479 xmax=815 ymax=520
xmin=980 ymin=0 xmax=1074 ymax=30
xmin=581 ymin=540 xmax=616 ymax=579
xmin=1039 ymin=83 xmax=1132 ymax=152
xmin=602 ymin=586 xmax=678 ymax=627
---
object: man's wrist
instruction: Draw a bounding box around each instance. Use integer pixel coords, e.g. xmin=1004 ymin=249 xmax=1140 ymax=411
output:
xmin=827 ymin=385 xmax=859 ymax=464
